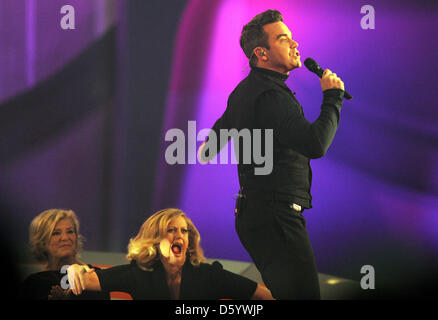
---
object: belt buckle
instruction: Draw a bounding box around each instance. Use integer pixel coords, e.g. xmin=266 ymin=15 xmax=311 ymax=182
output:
xmin=291 ymin=203 xmax=302 ymax=212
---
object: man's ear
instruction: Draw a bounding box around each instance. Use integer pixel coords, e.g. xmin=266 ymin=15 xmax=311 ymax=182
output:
xmin=258 ymin=48 xmax=268 ymax=60
xmin=252 ymin=47 xmax=267 ymax=66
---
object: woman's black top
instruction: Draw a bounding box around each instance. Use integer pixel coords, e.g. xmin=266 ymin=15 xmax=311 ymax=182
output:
xmin=20 ymin=264 xmax=109 ymax=300
xmin=95 ymin=260 xmax=257 ymax=300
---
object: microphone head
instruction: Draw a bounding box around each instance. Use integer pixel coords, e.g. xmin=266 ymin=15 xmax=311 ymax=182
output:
xmin=304 ymin=57 xmax=319 ymax=72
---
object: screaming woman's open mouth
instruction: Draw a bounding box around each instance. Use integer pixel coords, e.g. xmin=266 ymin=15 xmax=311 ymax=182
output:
xmin=171 ymin=243 xmax=182 ymax=255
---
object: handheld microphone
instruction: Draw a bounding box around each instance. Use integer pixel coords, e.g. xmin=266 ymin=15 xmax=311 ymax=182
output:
xmin=304 ymin=57 xmax=352 ymax=100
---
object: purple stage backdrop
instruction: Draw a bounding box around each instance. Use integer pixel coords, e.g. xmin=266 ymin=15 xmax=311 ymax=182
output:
xmin=1 ymin=0 xmax=437 ymax=285
xmin=0 ymin=0 xmax=117 ymax=250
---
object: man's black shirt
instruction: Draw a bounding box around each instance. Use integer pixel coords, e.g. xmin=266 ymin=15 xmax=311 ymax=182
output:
xmin=206 ymin=66 xmax=344 ymax=208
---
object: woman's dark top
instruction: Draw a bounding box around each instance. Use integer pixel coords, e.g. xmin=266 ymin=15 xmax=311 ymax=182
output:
xmin=20 ymin=264 xmax=109 ymax=300
xmin=95 ymin=260 xmax=258 ymax=300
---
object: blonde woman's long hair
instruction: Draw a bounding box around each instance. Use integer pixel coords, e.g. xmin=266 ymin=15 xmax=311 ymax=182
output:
xmin=127 ymin=208 xmax=206 ymax=271
xmin=29 ymin=209 xmax=84 ymax=262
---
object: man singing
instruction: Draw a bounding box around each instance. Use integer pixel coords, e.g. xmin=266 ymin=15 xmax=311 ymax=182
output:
xmin=199 ymin=9 xmax=345 ymax=299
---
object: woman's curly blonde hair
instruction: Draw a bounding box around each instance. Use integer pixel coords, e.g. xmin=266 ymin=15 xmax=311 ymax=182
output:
xmin=127 ymin=208 xmax=206 ymax=271
xmin=29 ymin=209 xmax=84 ymax=262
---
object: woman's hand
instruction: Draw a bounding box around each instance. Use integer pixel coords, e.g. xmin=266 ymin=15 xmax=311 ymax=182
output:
xmin=159 ymin=238 xmax=177 ymax=265
xmin=67 ymin=264 xmax=94 ymax=295
xmin=251 ymin=283 xmax=275 ymax=300
xmin=159 ymin=238 xmax=186 ymax=275
xmin=48 ymin=285 xmax=72 ymax=300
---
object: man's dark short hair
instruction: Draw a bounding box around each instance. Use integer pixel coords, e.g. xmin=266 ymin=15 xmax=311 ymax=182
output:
xmin=240 ymin=9 xmax=283 ymax=68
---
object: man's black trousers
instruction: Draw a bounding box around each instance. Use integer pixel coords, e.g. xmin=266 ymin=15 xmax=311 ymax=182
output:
xmin=235 ymin=192 xmax=321 ymax=300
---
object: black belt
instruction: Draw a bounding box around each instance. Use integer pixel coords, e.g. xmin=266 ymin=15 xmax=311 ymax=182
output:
xmin=237 ymin=187 xmax=303 ymax=212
